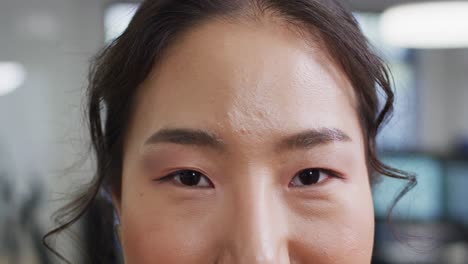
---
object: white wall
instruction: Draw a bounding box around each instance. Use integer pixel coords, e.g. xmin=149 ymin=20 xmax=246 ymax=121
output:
xmin=0 ymin=0 xmax=107 ymax=262
xmin=418 ymin=49 xmax=468 ymax=153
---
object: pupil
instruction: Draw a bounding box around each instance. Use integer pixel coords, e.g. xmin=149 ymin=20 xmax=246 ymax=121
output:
xmin=299 ymin=169 xmax=320 ymax=185
xmin=179 ymin=171 xmax=201 ymax=186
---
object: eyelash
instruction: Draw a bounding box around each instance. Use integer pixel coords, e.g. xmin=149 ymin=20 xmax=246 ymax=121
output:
xmin=153 ymin=167 xmax=342 ymax=188
xmin=155 ymin=169 xmax=214 ymax=188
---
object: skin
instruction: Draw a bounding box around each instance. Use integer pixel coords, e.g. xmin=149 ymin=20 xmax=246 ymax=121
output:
xmin=114 ymin=16 xmax=375 ymax=264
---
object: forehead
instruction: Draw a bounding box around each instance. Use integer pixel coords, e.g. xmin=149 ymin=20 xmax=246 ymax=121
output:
xmin=131 ymin=18 xmax=361 ymax=144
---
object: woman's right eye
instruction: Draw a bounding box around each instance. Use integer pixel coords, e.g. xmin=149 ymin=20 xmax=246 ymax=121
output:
xmin=156 ymin=169 xmax=214 ymax=188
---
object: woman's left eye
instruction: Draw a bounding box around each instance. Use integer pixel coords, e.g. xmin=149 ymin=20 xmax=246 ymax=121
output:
xmin=289 ymin=168 xmax=332 ymax=187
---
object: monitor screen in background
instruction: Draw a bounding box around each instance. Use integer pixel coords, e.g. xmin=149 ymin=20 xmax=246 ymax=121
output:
xmin=373 ymin=155 xmax=444 ymax=221
xmin=446 ymin=161 xmax=468 ymax=225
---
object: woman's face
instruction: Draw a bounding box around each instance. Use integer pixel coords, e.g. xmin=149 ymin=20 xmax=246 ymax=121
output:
xmin=116 ymin=18 xmax=374 ymax=264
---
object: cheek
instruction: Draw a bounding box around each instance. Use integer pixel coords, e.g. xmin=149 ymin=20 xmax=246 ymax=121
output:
xmin=122 ymin=218 xmax=205 ymax=264
xmin=290 ymin=181 xmax=374 ymax=263
xmin=119 ymin=185 xmax=220 ymax=264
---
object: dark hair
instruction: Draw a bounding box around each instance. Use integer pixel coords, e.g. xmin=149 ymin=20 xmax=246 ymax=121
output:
xmin=43 ymin=0 xmax=415 ymax=262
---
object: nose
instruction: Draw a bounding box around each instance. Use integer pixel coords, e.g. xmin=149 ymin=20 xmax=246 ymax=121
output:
xmin=222 ymin=174 xmax=290 ymax=263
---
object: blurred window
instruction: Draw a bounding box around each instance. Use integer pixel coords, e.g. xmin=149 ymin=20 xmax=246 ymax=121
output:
xmin=446 ymin=161 xmax=468 ymax=224
xmin=373 ymin=154 xmax=444 ymax=221
xmin=355 ymin=12 xmax=419 ymax=151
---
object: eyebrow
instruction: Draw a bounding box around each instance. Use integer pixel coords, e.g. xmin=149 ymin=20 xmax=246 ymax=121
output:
xmin=144 ymin=127 xmax=351 ymax=152
xmin=144 ymin=128 xmax=226 ymax=151
xmin=274 ymin=128 xmax=351 ymax=152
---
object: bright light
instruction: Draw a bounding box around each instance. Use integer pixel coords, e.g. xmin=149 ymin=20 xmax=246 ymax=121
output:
xmin=381 ymin=2 xmax=468 ymax=49
xmin=104 ymin=3 xmax=139 ymax=42
xmin=0 ymin=62 xmax=26 ymax=96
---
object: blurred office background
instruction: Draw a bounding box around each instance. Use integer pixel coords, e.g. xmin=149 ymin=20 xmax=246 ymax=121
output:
xmin=0 ymin=0 xmax=467 ymax=263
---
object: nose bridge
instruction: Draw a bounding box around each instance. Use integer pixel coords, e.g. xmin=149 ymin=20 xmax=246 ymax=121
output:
xmin=227 ymin=169 xmax=289 ymax=263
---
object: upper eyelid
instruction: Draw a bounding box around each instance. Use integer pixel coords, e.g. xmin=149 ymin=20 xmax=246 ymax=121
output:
xmin=161 ymin=170 xmax=215 ymax=189
xmin=157 ymin=167 xmax=342 ymax=184
xmin=314 ymin=168 xmax=343 ymax=178
xmin=159 ymin=169 xmax=212 ymax=182
xmin=140 ymin=143 xmax=350 ymax=179
xmin=291 ymin=168 xmax=342 ymax=184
